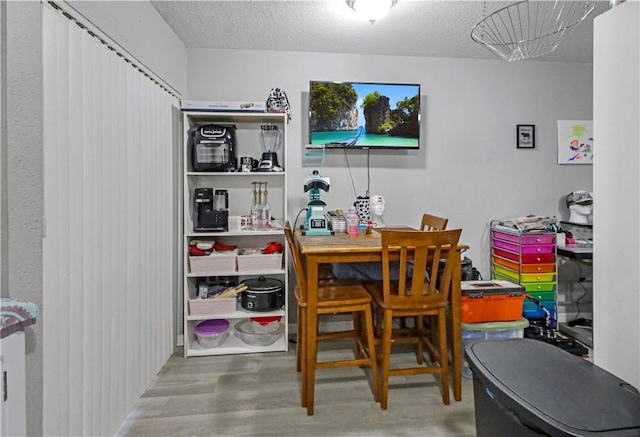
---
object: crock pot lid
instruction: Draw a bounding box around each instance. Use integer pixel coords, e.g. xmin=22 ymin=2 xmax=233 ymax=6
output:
xmin=243 ymin=276 xmax=283 ymax=291
xmin=196 ymin=319 xmax=229 ymax=335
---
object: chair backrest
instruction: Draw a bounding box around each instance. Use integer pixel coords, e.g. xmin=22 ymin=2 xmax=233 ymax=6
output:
xmin=380 ymin=229 xmax=462 ymax=305
xmin=420 ymin=213 xmax=449 ymax=231
xmin=284 ymin=221 xmax=307 ymax=303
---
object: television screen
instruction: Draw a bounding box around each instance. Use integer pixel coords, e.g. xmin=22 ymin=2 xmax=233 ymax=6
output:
xmin=309 ymin=81 xmax=421 ymax=149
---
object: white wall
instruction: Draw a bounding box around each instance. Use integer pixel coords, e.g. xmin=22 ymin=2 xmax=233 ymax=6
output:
xmin=67 ymin=1 xmax=187 ymax=95
xmin=187 ymin=49 xmax=594 ymax=278
xmin=593 ymin=1 xmax=640 ymax=389
xmin=5 ymin=3 xmax=45 ymax=434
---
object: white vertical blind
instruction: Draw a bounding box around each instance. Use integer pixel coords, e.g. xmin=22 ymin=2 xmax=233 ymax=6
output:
xmin=42 ymin=4 xmax=178 ymax=435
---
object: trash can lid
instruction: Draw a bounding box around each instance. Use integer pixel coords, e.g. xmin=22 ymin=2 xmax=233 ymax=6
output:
xmin=466 ymin=339 xmax=640 ymax=435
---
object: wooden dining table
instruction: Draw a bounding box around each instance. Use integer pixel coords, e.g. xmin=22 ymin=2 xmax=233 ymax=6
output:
xmin=295 ymin=227 xmax=469 ymax=403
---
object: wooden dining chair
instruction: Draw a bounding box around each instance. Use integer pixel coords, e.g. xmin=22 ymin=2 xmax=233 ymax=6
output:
xmin=284 ymin=222 xmax=380 ymax=415
xmin=396 ymin=213 xmax=449 ymax=331
xmin=420 ymin=213 xmax=449 ymax=231
xmin=364 ymin=228 xmax=462 ymax=409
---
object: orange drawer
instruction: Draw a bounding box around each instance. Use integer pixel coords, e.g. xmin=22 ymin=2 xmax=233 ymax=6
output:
xmin=521 ymin=263 xmax=555 ymax=273
xmin=494 ymin=256 xmax=519 ymax=271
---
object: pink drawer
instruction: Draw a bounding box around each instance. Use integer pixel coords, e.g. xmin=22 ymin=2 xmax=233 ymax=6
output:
xmin=493 ymin=231 xmax=521 ymax=243
xmin=493 ymin=231 xmax=555 ymax=245
xmin=493 ymin=240 xmax=519 ymax=253
xmin=521 ymin=244 xmax=555 ymax=254
xmin=521 ymin=234 xmax=555 ymax=245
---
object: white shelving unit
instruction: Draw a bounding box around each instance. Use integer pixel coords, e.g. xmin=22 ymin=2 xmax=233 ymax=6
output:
xmin=182 ymin=111 xmax=288 ymax=357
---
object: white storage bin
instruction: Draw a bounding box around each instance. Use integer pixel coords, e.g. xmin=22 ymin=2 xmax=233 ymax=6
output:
xmin=462 ymin=318 xmax=529 ymax=378
xmin=189 ymin=250 xmax=237 ymax=274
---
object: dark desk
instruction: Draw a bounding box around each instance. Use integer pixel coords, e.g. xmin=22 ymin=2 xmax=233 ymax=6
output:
xmin=557 ymin=242 xmax=594 ymax=352
xmin=557 ymin=243 xmax=593 ymax=261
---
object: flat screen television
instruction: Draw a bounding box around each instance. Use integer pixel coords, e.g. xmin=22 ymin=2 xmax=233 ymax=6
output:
xmin=309 ymin=81 xmax=421 ymax=149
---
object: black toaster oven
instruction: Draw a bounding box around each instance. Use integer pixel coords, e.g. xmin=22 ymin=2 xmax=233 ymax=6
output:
xmin=191 ymin=124 xmax=237 ymax=172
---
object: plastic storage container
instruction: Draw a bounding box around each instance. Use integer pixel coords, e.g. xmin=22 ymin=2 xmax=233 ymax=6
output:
xmin=189 ymin=251 xmax=237 ymax=274
xmin=461 ymin=318 xmax=528 ymax=378
xmin=347 ymin=207 xmax=359 ymax=235
xmin=195 ymin=319 xmax=230 ymax=348
xmin=466 ymin=339 xmax=640 ymax=437
xmin=461 ymin=280 xmax=525 ymax=323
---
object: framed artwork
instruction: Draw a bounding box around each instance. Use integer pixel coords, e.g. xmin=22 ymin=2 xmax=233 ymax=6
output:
xmin=557 ymin=120 xmax=593 ymax=164
xmin=517 ymin=125 xmax=535 ymax=149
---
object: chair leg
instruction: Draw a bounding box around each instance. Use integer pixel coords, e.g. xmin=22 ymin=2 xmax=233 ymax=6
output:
xmin=353 ymin=311 xmax=363 ymax=361
xmin=296 ymin=304 xmax=304 ymax=372
xmin=363 ymin=305 xmax=380 ymax=403
xmin=373 ymin=304 xmax=383 ymax=339
xmin=416 ymin=316 xmax=424 ymax=365
xmin=438 ymin=310 xmax=450 ymax=405
xmin=380 ymin=309 xmax=394 ymax=410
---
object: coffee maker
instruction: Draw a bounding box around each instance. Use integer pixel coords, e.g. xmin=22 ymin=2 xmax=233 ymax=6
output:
xmin=194 ymin=188 xmax=229 ymax=232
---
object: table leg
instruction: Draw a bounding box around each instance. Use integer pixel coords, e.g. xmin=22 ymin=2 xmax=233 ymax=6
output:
xmin=305 ymin=255 xmax=319 ymax=415
xmin=451 ymin=252 xmax=462 ymax=402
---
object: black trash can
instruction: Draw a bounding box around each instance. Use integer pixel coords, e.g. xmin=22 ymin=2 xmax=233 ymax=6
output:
xmin=465 ymin=338 xmax=640 ymax=437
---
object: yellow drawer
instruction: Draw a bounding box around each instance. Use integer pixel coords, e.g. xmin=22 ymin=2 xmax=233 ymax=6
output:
xmin=493 ymin=264 xmax=519 ymax=281
xmin=521 ymin=272 xmax=556 ymax=283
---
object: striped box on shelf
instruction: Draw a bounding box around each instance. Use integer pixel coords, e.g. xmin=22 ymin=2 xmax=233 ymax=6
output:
xmin=188 ymin=250 xmax=237 ymax=274
xmin=237 ymin=252 xmax=283 ymax=272
xmin=188 ymin=297 xmax=237 ymax=317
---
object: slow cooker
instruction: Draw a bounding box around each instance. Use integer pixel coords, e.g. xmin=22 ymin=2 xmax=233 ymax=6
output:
xmin=240 ymin=276 xmax=284 ymax=311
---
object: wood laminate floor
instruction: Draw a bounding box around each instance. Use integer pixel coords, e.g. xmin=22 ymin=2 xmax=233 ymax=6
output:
xmin=117 ymin=339 xmax=477 ymax=437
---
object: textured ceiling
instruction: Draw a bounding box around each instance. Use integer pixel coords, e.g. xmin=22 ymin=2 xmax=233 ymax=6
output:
xmin=151 ymin=1 xmax=611 ymax=63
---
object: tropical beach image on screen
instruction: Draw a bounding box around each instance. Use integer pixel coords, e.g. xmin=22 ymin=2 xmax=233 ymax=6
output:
xmin=309 ymin=81 xmax=420 ymax=149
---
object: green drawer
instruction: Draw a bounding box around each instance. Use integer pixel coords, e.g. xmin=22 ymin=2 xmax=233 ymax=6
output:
xmin=521 ymin=282 xmax=556 ymax=293
xmin=525 ymin=291 xmax=556 ymax=301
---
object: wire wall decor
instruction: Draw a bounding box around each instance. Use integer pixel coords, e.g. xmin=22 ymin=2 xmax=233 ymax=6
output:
xmin=471 ymin=1 xmax=596 ymax=62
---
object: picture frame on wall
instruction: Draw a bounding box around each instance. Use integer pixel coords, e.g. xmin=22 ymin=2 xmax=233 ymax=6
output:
xmin=557 ymin=120 xmax=593 ymax=164
xmin=517 ymin=125 xmax=535 ymax=149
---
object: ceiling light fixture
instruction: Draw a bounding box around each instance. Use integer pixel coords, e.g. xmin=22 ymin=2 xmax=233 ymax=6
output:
xmin=471 ymin=0 xmax=595 ymax=62
xmin=346 ymin=0 xmax=397 ymax=24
